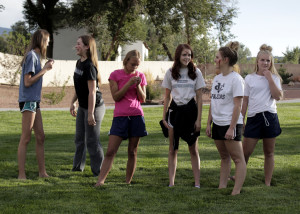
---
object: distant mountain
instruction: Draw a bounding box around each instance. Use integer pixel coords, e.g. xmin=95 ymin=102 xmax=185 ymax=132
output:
xmin=0 ymin=27 xmax=12 ymax=35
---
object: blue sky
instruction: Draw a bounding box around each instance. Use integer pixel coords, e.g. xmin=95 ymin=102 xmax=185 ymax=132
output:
xmin=0 ymin=0 xmax=299 ymax=57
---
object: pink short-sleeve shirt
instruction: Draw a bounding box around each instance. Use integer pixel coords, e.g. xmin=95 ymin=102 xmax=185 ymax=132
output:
xmin=109 ymin=69 xmax=147 ymax=117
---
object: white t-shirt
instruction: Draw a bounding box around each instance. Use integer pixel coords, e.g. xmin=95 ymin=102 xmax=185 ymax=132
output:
xmin=162 ymin=67 xmax=206 ymax=105
xmin=211 ymin=71 xmax=244 ymax=126
xmin=244 ymin=73 xmax=282 ymax=117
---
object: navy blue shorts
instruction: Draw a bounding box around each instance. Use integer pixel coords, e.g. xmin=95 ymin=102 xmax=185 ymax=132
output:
xmin=109 ymin=116 xmax=148 ymax=140
xmin=244 ymin=111 xmax=281 ymax=139
xmin=212 ymin=123 xmax=243 ymax=141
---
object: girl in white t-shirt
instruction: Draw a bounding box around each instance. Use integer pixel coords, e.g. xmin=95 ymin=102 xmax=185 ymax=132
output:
xmin=206 ymin=41 xmax=246 ymax=195
xmin=242 ymin=44 xmax=282 ymax=186
xmin=162 ymin=44 xmax=206 ymax=188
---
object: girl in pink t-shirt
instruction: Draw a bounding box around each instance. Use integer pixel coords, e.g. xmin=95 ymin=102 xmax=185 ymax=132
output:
xmin=95 ymin=50 xmax=147 ymax=186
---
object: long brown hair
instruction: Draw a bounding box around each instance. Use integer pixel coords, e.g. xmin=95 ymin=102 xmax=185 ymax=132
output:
xmin=171 ymin=44 xmax=197 ymax=80
xmin=79 ymin=35 xmax=101 ymax=85
xmin=21 ymin=29 xmax=49 ymax=65
xmin=219 ymin=41 xmax=239 ymax=67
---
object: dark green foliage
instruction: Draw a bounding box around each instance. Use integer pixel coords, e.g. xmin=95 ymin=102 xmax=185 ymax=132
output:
xmin=146 ymin=83 xmax=162 ymax=101
xmin=241 ymin=68 xmax=251 ymax=79
xmin=0 ymin=21 xmax=30 ymax=56
xmin=282 ymin=46 xmax=300 ymax=64
xmin=23 ymin=0 xmax=70 ymax=57
xmin=278 ymin=64 xmax=293 ymax=84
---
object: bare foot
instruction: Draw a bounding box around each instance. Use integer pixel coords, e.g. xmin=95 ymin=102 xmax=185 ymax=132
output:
xmin=231 ymin=190 xmax=241 ymax=196
xmin=228 ymin=176 xmax=235 ymax=181
xmin=39 ymin=173 xmax=50 ymax=178
xmin=95 ymin=182 xmax=104 ymax=187
xmin=18 ymin=176 xmax=27 ymax=180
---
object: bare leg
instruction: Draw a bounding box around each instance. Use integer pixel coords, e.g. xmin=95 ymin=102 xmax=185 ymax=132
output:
xmin=228 ymin=138 xmax=259 ymax=182
xmin=18 ymin=111 xmax=35 ymax=179
xmin=33 ymin=109 xmax=48 ymax=178
xmin=243 ymin=137 xmax=259 ymax=164
xmin=225 ymin=140 xmax=246 ymax=195
xmin=126 ymin=137 xmax=140 ymax=184
xmin=95 ymin=135 xmax=123 ymax=186
xmin=168 ymin=128 xmax=177 ymax=187
xmin=215 ymin=140 xmax=231 ymax=189
xmin=188 ymin=141 xmax=200 ymax=187
xmin=263 ymin=138 xmax=276 ymax=186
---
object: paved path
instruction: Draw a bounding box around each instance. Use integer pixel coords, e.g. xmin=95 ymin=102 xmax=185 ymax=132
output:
xmin=1 ymin=99 xmax=299 ymax=111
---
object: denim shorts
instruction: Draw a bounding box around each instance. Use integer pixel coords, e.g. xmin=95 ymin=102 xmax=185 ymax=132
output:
xmin=212 ymin=123 xmax=243 ymax=141
xmin=19 ymin=102 xmax=40 ymax=113
xmin=109 ymin=116 xmax=148 ymax=140
xmin=244 ymin=111 xmax=281 ymax=139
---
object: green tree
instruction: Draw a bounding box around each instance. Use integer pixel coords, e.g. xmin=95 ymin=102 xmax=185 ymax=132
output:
xmin=68 ymin=0 xmax=237 ymax=62
xmin=144 ymin=0 xmax=237 ymax=62
xmin=23 ymin=0 xmax=69 ymax=58
xmin=215 ymin=1 xmax=237 ymax=46
xmin=238 ymin=43 xmax=252 ymax=64
xmin=70 ymin=0 xmax=145 ymax=60
xmin=282 ymin=46 xmax=300 ymax=64
xmin=0 ymin=21 xmax=31 ymax=56
xmin=144 ymin=0 xmax=182 ymax=60
xmin=0 ymin=22 xmax=31 ymax=85
xmin=0 ymin=36 xmax=8 ymax=53
xmin=10 ymin=21 xmax=31 ymax=40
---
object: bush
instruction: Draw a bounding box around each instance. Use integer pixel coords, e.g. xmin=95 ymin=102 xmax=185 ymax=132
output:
xmin=43 ymin=76 xmax=70 ymax=105
xmin=241 ymin=68 xmax=251 ymax=78
xmin=144 ymin=70 xmax=163 ymax=101
xmin=146 ymin=83 xmax=162 ymax=101
xmin=278 ymin=64 xmax=293 ymax=84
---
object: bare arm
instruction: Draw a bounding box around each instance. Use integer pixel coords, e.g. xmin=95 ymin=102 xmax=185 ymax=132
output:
xmin=162 ymin=88 xmax=172 ymax=128
xmin=24 ymin=60 xmax=53 ymax=87
xmin=206 ymin=105 xmax=212 ymax=138
xmin=70 ymin=92 xmax=78 ymax=117
xmin=195 ymin=89 xmax=203 ymax=132
xmin=136 ymin=83 xmax=146 ymax=103
xmin=225 ymin=96 xmax=243 ymax=140
xmin=241 ymin=96 xmax=249 ymax=126
xmin=87 ymin=80 xmax=97 ymax=126
xmin=109 ymin=76 xmax=140 ymax=102
xmin=264 ymin=70 xmax=283 ymax=101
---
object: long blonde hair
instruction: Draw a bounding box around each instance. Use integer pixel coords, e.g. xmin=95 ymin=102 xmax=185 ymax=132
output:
xmin=254 ymin=44 xmax=280 ymax=80
xmin=79 ymin=35 xmax=101 ymax=85
xmin=21 ymin=29 xmax=49 ymax=65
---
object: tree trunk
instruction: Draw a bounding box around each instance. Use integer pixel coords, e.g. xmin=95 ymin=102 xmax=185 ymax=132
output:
xmin=162 ymin=43 xmax=173 ymax=61
xmin=104 ymin=1 xmax=135 ymax=61
xmin=47 ymin=32 xmax=53 ymax=58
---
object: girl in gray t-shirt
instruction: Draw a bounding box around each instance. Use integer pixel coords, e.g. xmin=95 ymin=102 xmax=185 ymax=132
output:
xmin=17 ymin=29 xmax=54 ymax=180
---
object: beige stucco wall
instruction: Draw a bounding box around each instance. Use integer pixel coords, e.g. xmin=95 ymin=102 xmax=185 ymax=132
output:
xmin=0 ymin=52 xmax=173 ymax=86
xmin=2 ymin=52 xmax=299 ymax=86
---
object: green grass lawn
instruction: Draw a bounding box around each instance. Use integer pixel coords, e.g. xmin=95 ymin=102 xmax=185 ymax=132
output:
xmin=0 ymin=103 xmax=299 ymax=214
